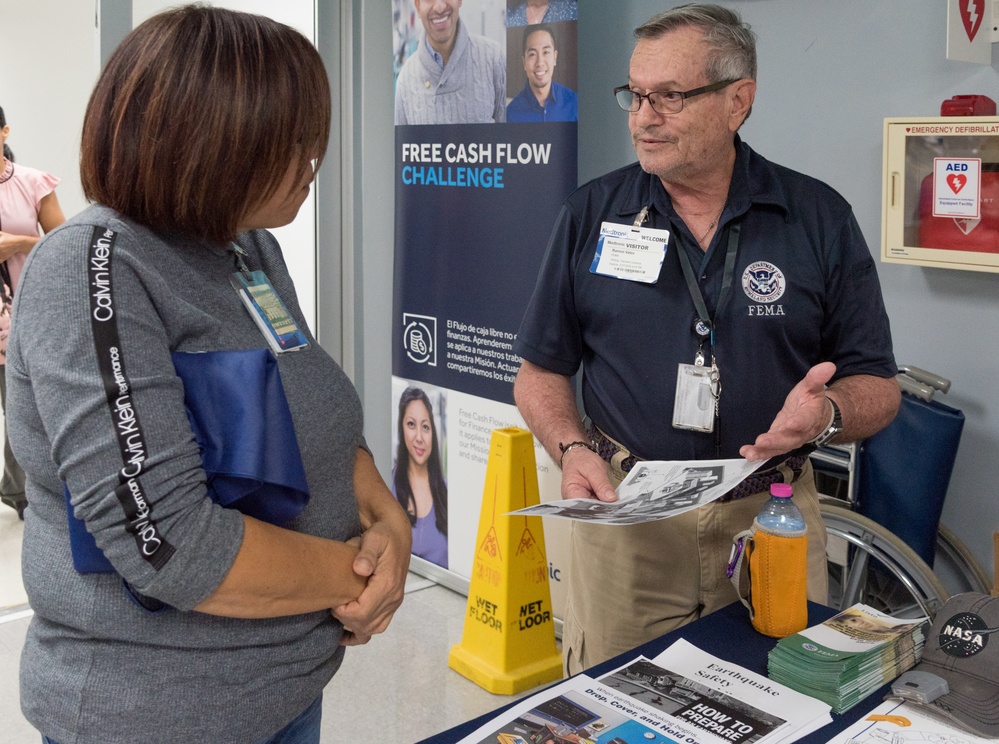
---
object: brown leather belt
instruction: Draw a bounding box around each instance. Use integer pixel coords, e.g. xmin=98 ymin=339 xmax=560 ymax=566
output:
xmin=586 ymin=423 xmax=809 ymax=503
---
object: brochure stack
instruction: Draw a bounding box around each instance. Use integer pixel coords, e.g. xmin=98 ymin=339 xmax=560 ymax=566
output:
xmin=768 ymin=603 xmax=928 ymax=714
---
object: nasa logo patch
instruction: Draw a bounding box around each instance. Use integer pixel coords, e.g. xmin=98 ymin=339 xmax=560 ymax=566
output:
xmin=938 ymin=611 xmax=995 ymax=658
xmin=742 ymin=261 xmax=786 ymax=303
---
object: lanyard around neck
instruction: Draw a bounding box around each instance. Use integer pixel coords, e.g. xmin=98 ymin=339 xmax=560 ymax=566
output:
xmin=674 ymin=222 xmax=741 ymax=342
xmin=675 ymin=222 xmax=740 ymax=457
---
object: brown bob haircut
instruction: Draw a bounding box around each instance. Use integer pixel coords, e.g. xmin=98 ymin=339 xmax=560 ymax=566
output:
xmin=80 ymin=4 xmax=331 ymax=244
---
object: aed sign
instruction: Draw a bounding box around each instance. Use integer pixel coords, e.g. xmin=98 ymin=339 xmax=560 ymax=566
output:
xmin=933 ymin=157 xmax=982 ymax=219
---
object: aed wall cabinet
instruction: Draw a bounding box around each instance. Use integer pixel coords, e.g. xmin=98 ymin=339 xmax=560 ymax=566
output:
xmin=882 ymin=116 xmax=999 ymax=273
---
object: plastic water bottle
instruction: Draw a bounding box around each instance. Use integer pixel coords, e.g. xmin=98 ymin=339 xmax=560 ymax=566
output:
xmin=747 ymin=482 xmax=808 ymax=637
xmin=756 ymin=482 xmax=806 ymax=532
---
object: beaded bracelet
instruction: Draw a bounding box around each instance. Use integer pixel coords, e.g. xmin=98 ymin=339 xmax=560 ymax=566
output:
xmin=558 ymin=440 xmax=596 ymax=468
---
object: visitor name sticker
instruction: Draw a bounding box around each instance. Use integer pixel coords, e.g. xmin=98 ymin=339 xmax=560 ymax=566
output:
xmin=590 ymin=221 xmax=671 ymax=284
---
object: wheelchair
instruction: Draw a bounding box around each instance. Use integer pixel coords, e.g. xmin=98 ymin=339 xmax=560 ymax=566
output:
xmin=811 ymin=366 xmax=991 ymax=620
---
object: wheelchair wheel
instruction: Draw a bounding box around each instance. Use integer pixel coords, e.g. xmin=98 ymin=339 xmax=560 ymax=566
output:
xmin=935 ymin=523 xmax=992 ymax=595
xmin=820 ymin=502 xmax=948 ymax=619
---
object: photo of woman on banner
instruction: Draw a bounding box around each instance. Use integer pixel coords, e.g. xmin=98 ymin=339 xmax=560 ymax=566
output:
xmin=393 ymin=384 xmax=449 ymax=568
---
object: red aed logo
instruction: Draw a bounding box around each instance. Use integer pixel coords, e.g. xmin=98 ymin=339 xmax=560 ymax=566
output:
xmin=948 ymin=173 xmax=968 ymax=193
xmin=961 ymin=0 xmax=983 ymax=42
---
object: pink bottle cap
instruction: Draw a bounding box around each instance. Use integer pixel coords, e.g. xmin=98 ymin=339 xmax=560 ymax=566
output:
xmin=770 ymin=483 xmax=793 ymax=498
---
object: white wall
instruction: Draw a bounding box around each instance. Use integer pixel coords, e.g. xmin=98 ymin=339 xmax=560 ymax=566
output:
xmin=1 ymin=0 xmax=95 ymax=221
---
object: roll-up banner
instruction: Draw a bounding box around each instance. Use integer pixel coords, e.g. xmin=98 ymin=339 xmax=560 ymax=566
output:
xmin=391 ymin=0 xmax=579 ymax=616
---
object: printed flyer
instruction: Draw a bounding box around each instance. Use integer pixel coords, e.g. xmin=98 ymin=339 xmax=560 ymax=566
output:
xmin=458 ymin=639 xmax=832 ymax=744
xmin=509 ymin=458 xmax=766 ymax=524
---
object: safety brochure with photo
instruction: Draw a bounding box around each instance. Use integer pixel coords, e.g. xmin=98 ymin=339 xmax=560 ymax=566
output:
xmin=825 ymin=699 xmax=994 ymax=744
xmin=769 ymin=604 xmax=928 ymax=714
xmin=458 ymin=639 xmax=832 ymax=744
xmin=507 ymin=457 xmax=766 ymax=524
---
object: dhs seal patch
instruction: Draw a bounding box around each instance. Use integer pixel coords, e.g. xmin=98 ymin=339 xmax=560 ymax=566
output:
xmin=742 ymin=261 xmax=786 ymax=303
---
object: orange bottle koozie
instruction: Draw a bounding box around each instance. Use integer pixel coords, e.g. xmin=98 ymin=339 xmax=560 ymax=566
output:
xmin=730 ymin=519 xmax=808 ymax=638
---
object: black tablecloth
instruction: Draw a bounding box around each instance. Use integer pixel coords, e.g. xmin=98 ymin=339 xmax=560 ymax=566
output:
xmin=418 ymin=601 xmax=888 ymax=743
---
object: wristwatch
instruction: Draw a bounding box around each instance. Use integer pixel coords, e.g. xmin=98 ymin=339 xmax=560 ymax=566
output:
xmin=809 ymin=396 xmax=843 ymax=447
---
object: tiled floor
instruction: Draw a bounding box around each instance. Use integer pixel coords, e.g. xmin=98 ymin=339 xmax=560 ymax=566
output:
xmin=0 ymin=503 xmax=547 ymax=743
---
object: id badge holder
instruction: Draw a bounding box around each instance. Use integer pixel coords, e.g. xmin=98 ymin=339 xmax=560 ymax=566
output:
xmin=673 ymin=363 xmax=714 ymax=432
xmin=230 ymin=270 xmax=309 ymax=354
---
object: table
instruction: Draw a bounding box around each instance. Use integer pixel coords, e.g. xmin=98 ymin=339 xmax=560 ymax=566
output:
xmin=418 ymin=601 xmax=890 ymax=743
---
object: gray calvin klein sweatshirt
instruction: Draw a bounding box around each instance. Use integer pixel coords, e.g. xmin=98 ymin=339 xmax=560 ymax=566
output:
xmin=8 ymin=204 xmax=364 ymax=744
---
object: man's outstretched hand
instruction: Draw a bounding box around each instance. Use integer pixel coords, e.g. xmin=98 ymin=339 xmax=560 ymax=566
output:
xmin=739 ymin=362 xmax=836 ymax=461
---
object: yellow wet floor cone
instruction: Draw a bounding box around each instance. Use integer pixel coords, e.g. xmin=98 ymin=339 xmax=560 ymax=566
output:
xmin=448 ymin=427 xmax=563 ymax=694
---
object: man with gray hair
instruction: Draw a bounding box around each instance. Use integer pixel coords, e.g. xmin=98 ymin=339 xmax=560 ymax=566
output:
xmin=513 ymin=4 xmax=900 ymax=673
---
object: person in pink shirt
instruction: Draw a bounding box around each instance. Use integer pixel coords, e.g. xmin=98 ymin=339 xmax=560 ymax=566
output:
xmin=0 ymin=105 xmax=65 ymax=519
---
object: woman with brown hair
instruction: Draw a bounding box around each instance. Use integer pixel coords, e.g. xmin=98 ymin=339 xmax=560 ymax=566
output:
xmin=7 ymin=6 xmax=410 ymax=743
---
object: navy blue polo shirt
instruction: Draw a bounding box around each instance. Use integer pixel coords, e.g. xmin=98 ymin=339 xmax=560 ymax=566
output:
xmin=514 ymin=138 xmax=896 ymax=460
xmin=506 ymin=80 xmax=579 ymax=123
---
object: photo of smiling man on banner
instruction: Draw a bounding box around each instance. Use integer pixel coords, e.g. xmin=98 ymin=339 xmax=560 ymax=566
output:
xmin=394 ymin=0 xmax=507 ymax=125
xmin=506 ymin=24 xmax=578 ymax=123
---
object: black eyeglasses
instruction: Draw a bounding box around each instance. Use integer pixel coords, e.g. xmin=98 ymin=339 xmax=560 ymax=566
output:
xmin=613 ymin=79 xmax=739 ymax=115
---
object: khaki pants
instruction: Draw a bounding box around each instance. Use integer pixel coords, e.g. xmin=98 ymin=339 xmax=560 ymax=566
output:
xmin=561 ymin=460 xmax=828 ymax=676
